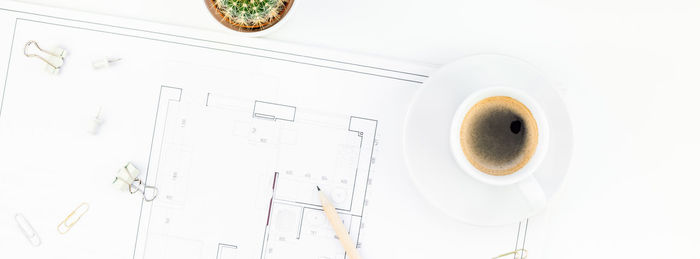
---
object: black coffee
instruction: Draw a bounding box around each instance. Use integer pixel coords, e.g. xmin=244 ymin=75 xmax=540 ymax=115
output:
xmin=459 ymin=96 xmax=538 ymax=176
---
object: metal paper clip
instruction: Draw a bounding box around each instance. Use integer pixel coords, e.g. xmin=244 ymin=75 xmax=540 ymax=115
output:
xmin=15 ymin=213 xmax=41 ymax=246
xmin=113 ymin=163 xmax=158 ymax=202
xmin=493 ymin=249 xmax=527 ymax=259
xmin=57 ymin=202 xmax=89 ymax=234
xmin=24 ymin=41 xmax=66 ymax=74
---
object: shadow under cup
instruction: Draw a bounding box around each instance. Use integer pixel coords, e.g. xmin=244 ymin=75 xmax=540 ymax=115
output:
xmin=459 ymin=96 xmax=538 ymax=176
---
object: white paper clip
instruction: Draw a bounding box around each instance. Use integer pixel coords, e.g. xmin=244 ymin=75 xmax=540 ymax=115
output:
xmin=92 ymin=58 xmax=121 ymax=69
xmin=15 ymin=213 xmax=41 ymax=246
xmin=113 ymin=163 xmax=158 ymax=202
xmin=24 ymin=40 xmax=66 ymax=74
xmin=88 ymin=107 xmax=104 ymax=135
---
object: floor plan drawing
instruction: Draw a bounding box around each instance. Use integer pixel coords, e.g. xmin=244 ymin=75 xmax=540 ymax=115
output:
xmin=0 ymin=5 xmax=543 ymax=258
xmin=133 ymin=86 xmax=378 ymax=259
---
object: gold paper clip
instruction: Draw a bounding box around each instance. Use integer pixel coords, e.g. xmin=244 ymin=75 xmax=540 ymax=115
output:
xmin=15 ymin=213 xmax=41 ymax=246
xmin=57 ymin=202 xmax=89 ymax=234
xmin=112 ymin=163 xmax=158 ymax=202
xmin=493 ymin=249 xmax=528 ymax=259
xmin=24 ymin=40 xmax=66 ymax=74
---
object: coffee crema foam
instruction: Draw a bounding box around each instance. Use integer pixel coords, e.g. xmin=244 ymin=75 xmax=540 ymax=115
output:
xmin=459 ymin=96 xmax=538 ymax=176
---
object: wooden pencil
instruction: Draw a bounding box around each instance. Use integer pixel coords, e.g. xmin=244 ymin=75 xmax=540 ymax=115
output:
xmin=317 ymin=186 xmax=362 ymax=259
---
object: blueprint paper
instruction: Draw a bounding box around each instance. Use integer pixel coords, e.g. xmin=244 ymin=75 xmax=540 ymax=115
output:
xmin=0 ymin=2 xmax=545 ymax=258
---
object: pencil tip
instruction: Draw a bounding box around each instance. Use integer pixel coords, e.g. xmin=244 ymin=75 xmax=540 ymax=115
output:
xmin=316 ymin=186 xmax=321 ymax=191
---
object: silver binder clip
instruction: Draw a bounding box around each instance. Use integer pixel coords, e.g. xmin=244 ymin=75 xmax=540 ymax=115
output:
xmin=24 ymin=40 xmax=66 ymax=74
xmin=113 ymin=163 xmax=158 ymax=202
xmin=15 ymin=213 xmax=41 ymax=246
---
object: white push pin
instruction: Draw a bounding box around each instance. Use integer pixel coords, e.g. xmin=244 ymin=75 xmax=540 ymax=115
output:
xmin=88 ymin=107 xmax=103 ymax=135
xmin=92 ymin=58 xmax=121 ymax=69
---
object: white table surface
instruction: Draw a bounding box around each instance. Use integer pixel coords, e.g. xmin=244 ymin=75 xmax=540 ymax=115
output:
xmin=9 ymin=0 xmax=700 ymax=258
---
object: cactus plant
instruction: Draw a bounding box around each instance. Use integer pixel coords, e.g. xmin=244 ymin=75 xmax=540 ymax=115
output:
xmin=207 ymin=0 xmax=294 ymax=33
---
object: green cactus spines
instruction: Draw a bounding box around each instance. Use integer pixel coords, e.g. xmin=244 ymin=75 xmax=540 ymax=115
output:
xmin=212 ymin=0 xmax=290 ymax=29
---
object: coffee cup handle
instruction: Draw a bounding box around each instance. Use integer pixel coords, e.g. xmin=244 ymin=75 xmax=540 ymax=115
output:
xmin=517 ymin=175 xmax=547 ymax=212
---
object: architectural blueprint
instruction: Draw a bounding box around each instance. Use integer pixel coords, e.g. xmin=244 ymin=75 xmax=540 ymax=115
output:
xmin=133 ymin=84 xmax=378 ymax=259
xmin=0 ymin=2 xmax=545 ymax=258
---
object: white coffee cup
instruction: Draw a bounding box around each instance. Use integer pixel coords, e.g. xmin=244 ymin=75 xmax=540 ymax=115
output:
xmin=449 ymin=87 xmax=549 ymax=210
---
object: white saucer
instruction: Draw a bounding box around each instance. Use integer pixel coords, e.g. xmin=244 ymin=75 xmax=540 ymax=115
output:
xmin=403 ymin=54 xmax=573 ymax=226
